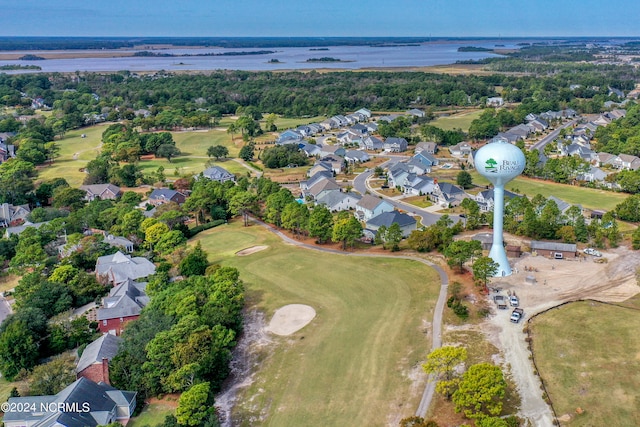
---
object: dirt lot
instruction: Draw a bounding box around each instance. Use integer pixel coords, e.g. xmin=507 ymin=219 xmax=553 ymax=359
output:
xmin=484 ymin=246 xmax=640 ymax=426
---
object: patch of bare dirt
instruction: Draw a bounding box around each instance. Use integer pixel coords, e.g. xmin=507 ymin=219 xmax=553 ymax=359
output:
xmin=215 ymin=310 xmax=272 ymax=427
xmin=235 ymin=245 xmax=268 ymax=256
xmin=482 ymin=246 xmax=640 ymax=427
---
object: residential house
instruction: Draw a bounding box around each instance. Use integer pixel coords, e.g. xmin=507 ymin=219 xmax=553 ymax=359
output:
xmin=362 ymin=135 xmax=384 ymax=151
xmin=528 ymin=118 xmax=549 ymax=132
xmin=611 ymin=153 xmax=640 ymax=171
xmin=595 ymin=152 xmax=616 ymax=167
xmin=432 ymin=182 xmax=467 ymax=207
xmin=95 ymin=251 xmax=156 ymax=285
xmin=403 ymin=175 xmax=435 ymax=196
xmin=319 ymin=144 xmax=346 ymax=158
xmin=0 ymin=203 xmax=31 ymax=228
xmin=336 ymin=130 xmax=362 ymax=145
xmin=608 ymin=86 xmax=625 ymax=98
xmin=0 ymin=141 xmax=16 ymax=164
xmin=80 ymin=184 xmax=122 ymax=201
xmin=364 ymin=122 xmax=379 ymax=133
xmin=346 ymin=114 xmax=363 ymax=124
xmin=486 ymin=97 xmax=504 ymax=107
xmin=76 ymin=334 xmax=122 ymax=385
xmin=377 ymin=114 xmax=401 ymax=123
xmin=475 ymin=188 xmax=520 ymax=212
xmin=299 ymin=142 xmax=322 ymax=157
xmin=547 ymin=195 xmax=582 ymax=217
xmin=365 ymin=211 xmax=417 ymax=238
xmin=306 ymin=161 xmax=333 ymax=178
xmin=300 ymin=170 xmax=333 ymax=191
xmin=4 ymin=221 xmax=47 ymax=238
xmin=404 ymin=158 xmax=431 ymax=175
xmin=344 ymin=150 xmax=370 ymax=163
xmin=202 ymin=166 xmax=236 ymax=183
xmin=148 ymin=188 xmax=187 ymax=206
xmin=577 ymin=166 xmax=607 ymax=183
xmin=316 ymin=191 xmax=361 ymax=212
xmin=415 ymin=141 xmax=437 ymax=154
xmin=103 ymin=234 xmax=135 ymax=253
xmin=562 ymin=143 xmax=596 ymax=162
xmin=384 ymin=137 xmax=408 ymax=152
xmin=349 ymin=123 xmax=368 ymax=135
xmin=355 ymin=194 xmax=395 ymax=221
xmin=412 ymin=152 xmax=439 ymax=171
xmin=355 ymin=108 xmax=372 ymax=119
xmin=97 ymin=279 xmax=149 ymax=335
xmin=387 ymin=163 xmax=412 ymax=188
xmin=305 ymin=178 xmax=341 ymax=200
xmin=277 ymin=129 xmax=304 ymax=144
xmin=3 ymin=377 xmax=136 ymax=427
xmin=319 ymin=155 xmax=343 ymax=174
xmin=448 ymin=141 xmax=473 ymax=157
xmin=406 ymin=108 xmax=425 ymax=118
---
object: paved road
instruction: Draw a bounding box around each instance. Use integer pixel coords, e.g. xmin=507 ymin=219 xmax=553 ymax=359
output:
xmin=352 ymin=158 xmax=461 ymax=227
xmin=530 ymin=119 xmax=578 ymax=152
xmin=250 ymin=216 xmax=449 ymax=418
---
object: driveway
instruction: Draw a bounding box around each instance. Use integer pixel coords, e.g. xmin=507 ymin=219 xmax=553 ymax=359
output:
xmin=530 ymin=119 xmax=578 ymax=152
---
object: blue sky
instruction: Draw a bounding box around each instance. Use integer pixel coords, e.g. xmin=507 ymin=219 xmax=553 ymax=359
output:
xmin=0 ymin=0 xmax=638 ymax=37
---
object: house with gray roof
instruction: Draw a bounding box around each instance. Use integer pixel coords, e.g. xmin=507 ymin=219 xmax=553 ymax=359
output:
xmin=403 ymin=175 xmax=435 ymax=196
xmin=202 ymin=165 xmax=236 ymax=183
xmin=316 ymin=191 xmax=361 ymax=212
xmin=577 ymin=166 xmax=607 ymax=183
xmin=355 ymin=194 xmax=394 ymax=221
xmin=148 ymin=188 xmax=187 ymax=206
xmin=344 ymin=150 xmax=370 ymax=163
xmin=76 ymin=334 xmax=122 ymax=385
xmin=3 ymin=377 xmax=136 ymax=427
xmin=0 ymin=141 xmax=16 ymax=164
xmin=80 ymin=184 xmax=122 ymax=201
xmin=300 ymin=170 xmax=333 ymax=191
xmin=415 ymin=141 xmax=438 ymax=154
xmin=3 ymin=220 xmax=47 ymax=238
xmin=366 ymin=211 xmax=417 ymax=238
xmin=547 ymin=195 xmax=582 ymax=217
xmin=475 ymin=188 xmax=520 ymax=212
xmin=319 ymin=144 xmax=346 ymax=158
xmin=319 ymin=155 xmax=343 ymax=174
xmin=305 ymin=178 xmax=341 ymax=200
xmin=486 ymin=97 xmax=504 ymax=107
xmin=355 ymin=108 xmax=372 ymax=119
xmin=407 ymin=108 xmax=425 ymax=118
xmin=300 ymin=142 xmax=322 ymax=157
xmin=277 ymin=129 xmax=304 ymax=144
xmin=384 ymin=137 xmax=408 ymax=152
xmin=97 ymin=279 xmax=149 ymax=335
xmin=448 ymin=141 xmax=473 ymax=157
xmin=306 ymin=161 xmax=333 ymax=178
xmin=364 ymin=122 xmax=379 ymax=133
xmin=0 ymin=203 xmax=30 ymax=228
xmin=412 ymin=152 xmax=439 ymax=170
xmin=362 ymin=135 xmax=384 ymax=151
xmin=95 ymin=251 xmax=156 ymax=285
xmin=611 ymin=153 xmax=640 ymax=171
xmin=432 ymin=182 xmax=468 ymax=207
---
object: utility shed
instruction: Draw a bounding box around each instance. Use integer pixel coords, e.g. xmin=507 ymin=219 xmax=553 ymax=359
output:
xmin=530 ymin=240 xmax=577 ymax=258
xmin=506 ymin=245 xmax=522 ymax=258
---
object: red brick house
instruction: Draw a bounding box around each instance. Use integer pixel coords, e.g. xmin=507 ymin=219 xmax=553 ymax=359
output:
xmin=76 ymin=333 xmax=122 ymax=385
xmin=97 ymin=279 xmax=149 ymax=335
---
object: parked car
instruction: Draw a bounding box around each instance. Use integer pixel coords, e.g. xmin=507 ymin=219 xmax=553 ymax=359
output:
xmin=510 ymin=308 xmax=524 ymax=323
xmin=494 ymin=295 xmax=507 ymax=310
xmin=584 ymin=248 xmax=602 ymax=257
xmin=509 ymin=295 xmax=519 ymax=307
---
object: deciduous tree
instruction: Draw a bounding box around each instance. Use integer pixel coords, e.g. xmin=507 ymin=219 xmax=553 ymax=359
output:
xmin=452 ymin=363 xmax=506 ymax=419
xmin=422 ymin=346 xmax=468 ymax=400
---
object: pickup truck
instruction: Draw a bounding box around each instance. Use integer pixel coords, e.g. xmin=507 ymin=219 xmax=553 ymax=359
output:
xmin=509 ymin=295 xmax=519 ymax=307
xmin=510 ymin=308 xmax=524 ymax=323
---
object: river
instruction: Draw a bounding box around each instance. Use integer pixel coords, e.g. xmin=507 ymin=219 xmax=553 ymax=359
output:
xmin=0 ymin=40 xmax=518 ymax=73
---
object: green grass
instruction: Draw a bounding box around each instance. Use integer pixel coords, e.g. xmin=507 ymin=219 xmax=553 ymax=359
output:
xmin=193 ymin=221 xmax=441 ymax=426
xmin=530 ymin=301 xmax=640 ymax=426
xmin=467 ymin=171 xmax=629 ymax=212
xmin=430 ymin=110 xmax=482 ymax=132
xmin=0 ymin=377 xmax=19 ymax=403
xmin=272 ymin=115 xmax=326 ymax=130
xmin=128 ymin=401 xmax=176 ymax=427
xmin=37 ymin=124 xmax=107 ymax=187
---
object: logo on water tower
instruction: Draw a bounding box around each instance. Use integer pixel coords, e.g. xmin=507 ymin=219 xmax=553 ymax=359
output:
xmin=484 ymin=158 xmax=498 ymax=173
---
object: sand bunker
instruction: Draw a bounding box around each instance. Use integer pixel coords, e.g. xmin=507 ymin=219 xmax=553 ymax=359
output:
xmin=267 ymin=304 xmax=316 ymax=336
xmin=236 ymin=245 xmax=268 ymax=256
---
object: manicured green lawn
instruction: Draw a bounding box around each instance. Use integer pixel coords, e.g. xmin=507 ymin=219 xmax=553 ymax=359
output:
xmin=467 ymin=172 xmax=629 ymax=212
xmin=271 ymin=115 xmax=326 ymax=130
xmin=193 ymin=222 xmax=440 ymax=426
xmin=430 ymin=110 xmax=482 ymax=132
xmin=530 ymin=301 xmax=640 ymax=426
xmin=127 ymin=401 xmax=176 ymax=427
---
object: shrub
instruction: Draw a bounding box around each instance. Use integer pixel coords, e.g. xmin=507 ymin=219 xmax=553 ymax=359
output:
xmin=187 ymin=219 xmax=226 ymax=237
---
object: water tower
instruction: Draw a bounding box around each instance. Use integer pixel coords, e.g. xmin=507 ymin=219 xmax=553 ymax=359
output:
xmin=474 ymin=137 xmax=525 ymax=276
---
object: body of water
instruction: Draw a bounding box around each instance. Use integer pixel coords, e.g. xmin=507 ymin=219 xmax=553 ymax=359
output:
xmin=0 ymin=40 xmax=517 ymax=73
